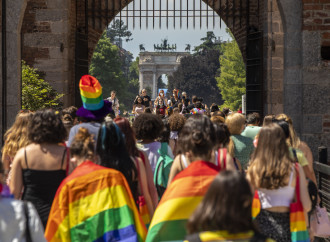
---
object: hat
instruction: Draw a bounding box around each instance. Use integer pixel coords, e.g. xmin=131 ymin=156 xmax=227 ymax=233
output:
xmin=76 ymin=75 xmax=112 ymax=120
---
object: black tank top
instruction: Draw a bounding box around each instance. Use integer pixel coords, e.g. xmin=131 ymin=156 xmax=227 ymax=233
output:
xmin=22 ymin=148 xmax=67 ymax=228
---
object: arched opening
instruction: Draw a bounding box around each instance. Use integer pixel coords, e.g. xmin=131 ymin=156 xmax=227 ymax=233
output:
xmin=86 ymin=0 xmax=251 ymax=113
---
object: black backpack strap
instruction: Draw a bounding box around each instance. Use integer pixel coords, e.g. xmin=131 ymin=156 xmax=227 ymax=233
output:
xmin=23 ymin=201 xmax=32 ymax=242
xmin=292 ymin=148 xmax=298 ymax=163
xmin=185 ymin=233 xmax=202 ymax=242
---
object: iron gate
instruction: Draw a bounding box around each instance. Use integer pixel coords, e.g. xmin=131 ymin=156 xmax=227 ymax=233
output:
xmin=75 ymin=0 xmax=263 ymax=111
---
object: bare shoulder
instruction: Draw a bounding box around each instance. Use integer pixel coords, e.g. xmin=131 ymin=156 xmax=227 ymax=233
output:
xmin=298 ymin=141 xmax=311 ymax=153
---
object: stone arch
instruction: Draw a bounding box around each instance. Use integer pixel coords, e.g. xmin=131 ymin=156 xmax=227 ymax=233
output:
xmin=139 ymin=52 xmax=190 ymax=99
xmin=1 ymin=0 xmax=28 ymax=136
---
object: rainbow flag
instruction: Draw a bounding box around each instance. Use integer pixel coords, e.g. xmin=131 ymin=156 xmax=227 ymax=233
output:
xmin=290 ymin=163 xmax=310 ymax=242
xmin=45 ymin=161 xmax=147 ymax=242
xmin=146 ymin=161 xmax=220 ymax=242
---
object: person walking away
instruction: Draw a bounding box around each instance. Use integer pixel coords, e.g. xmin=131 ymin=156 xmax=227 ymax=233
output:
xmin=186 ymin=171 xmax=273 ymax=241
xmin=225 ymin=113 xmax=254 ymax=170
xmin=146 ymin=115 xmax=222 ymax=242
xmin=67 ymin=75 xmax=112 ymax=148
xmin=247 ymin=124 xmax=311 ymax=242
xmin=45 ymin=127 xmax=147 ymax=241
xmin=241 ymin=112 xmax=262 ymax=140
xmin=276 ymin=113 xmax=317 ymax=184
xmin=2 ymin=111 xmax=32 ymax=184
xmin=168 ymin=114 xmax=186 ymax=156
xmin=133 ymin=113 xmax=174 ymax=174
xmin=10 ymin=109 xmax=68 ymax=228
xmin=114 ymin=117 xmax=158 ymax=214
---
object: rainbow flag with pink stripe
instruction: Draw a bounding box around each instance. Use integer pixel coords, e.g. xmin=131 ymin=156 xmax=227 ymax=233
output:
xmin=79 ymin=75 xmax=104 ymax=111
xmin=45 ymin=161 xmax=147 ymax=242
xmin=146 ymin=161 xmax=219 ymax=242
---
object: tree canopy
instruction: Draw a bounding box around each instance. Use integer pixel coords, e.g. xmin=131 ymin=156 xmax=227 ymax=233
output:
xmin=216 ymin=32 xmax=246 ymax=111
xmin=89 ymin=32 xmax=126 ymax=103
xmin=106 ymin=19 xmax=133 ymax=46
xmin=22 ymin=61 xmax=63 ymax=111
xmin=168 ymin=49 xmax=222 ymax=106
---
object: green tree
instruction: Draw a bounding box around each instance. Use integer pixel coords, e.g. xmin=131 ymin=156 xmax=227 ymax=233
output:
xmin=22 ymin=61 xmax=63 ymax=110
xmin=216 ymin=33 xmax=246 ymax=110
xmin=193 ymin=31 xmax=222 ymax=53
xmin=168 ymin=49 xmax=222 ymax=106
xmin=106 ymin=19 xmax=133 ymax=46
xmin=89 ymin=32 xmax=126 ymax=105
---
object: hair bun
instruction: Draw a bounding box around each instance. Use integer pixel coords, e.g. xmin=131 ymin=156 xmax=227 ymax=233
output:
xmin=192 ymin=130 xmax=203 ymax=144
xmin=76 ymin=127 xmax=92 ymax=141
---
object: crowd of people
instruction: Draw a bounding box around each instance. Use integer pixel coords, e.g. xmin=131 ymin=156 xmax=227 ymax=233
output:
xmin=132 ymin=88 xmax=212 ymax=118
xmin=0 ymin=74 xmax=323 ymax=241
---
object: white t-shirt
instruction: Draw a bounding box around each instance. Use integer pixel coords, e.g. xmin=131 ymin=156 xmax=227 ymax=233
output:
xmin=139 ymin=142 xmax=174 ymax=173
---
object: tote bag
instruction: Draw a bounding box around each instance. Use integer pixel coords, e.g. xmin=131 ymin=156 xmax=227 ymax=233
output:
xmin=290 ymin=163 xmax=310 ymax=242
xmin=310 ymin=205 xmax=330 ymax=238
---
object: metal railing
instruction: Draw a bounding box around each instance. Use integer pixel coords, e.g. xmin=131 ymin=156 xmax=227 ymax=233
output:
xmin=313 ymin=147 xmax=330 ymax=241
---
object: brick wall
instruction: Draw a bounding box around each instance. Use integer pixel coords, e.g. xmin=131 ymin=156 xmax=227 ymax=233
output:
xmin=302 ymin=0 xmax=330 ymax=160
xmin=303 ymin=0 xmax=330 ymax=48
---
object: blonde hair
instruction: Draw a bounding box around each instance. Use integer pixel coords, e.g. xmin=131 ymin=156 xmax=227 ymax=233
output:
xmin=70 ymin=128 xmax=95 ymax=161
xmin=225 ymin=113 xmax=246 ymax=135
xmin=2 ymin=111 xmax=33 ymax=158
xmin=247 ymin=124 xmax=293 ymax=189
xmin=275 ymin=113 xmax=301 ymax=148
xmin=263 ymin=114 xmax=275 ymax=127
xmin=210 ymin=116 xmax=225 ymax=125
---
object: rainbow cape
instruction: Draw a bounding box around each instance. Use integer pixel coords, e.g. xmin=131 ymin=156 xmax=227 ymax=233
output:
xmin=146 ymin=161 xmax=220 ymax=242
xmin=45 ymin=161 xmax=147 ymax=242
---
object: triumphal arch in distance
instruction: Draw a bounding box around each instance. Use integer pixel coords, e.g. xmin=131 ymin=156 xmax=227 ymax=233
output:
xmin=138 ymin=51 xmax=190 ymax=99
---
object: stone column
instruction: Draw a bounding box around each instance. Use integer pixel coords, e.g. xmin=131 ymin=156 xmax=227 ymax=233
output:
xmin=152 ymin=71 xmax=157 ymax=99
xmin=278 ymin=0 xmax=303 ymax=134
xmin=139 ymin=70 xmax=144 ymax=93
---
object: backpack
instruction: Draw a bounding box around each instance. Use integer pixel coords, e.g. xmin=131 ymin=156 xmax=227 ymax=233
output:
xmin=154 ymin=142 xmax=174 ymax=200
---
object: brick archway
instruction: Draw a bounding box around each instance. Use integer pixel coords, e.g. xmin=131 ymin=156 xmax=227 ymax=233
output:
xmin=1 ymin=0 xmax=27 ymax=138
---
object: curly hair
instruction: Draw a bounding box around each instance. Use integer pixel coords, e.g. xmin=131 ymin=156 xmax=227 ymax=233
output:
xmin=2 ymin=111 xmax=33 ymax=158
xmin=177 ymin=115 xmax=216 ymax=157
xmin=168 ymin=114 xmax=186 ymax=132
xmin=28 ymin=109 xmax=67 ymax=144
xmin=62 ymin=106 xmax=78 ymax=120
xmin=70 ymin=128 xmax=94 ymax=160
xmin=132 ymin=113 xmax=164 ymax=141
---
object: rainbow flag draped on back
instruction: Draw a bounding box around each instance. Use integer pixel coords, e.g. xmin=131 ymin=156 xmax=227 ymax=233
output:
xmin=146 ymin=161 xmax=220 ymax=242
xmin=45 ymin=161 xmax=147 ymax=242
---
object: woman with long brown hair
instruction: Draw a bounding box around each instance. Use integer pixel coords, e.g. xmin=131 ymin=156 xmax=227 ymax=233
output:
xmin=114 ymin=117 xmax=157 ymax=211
xmin=247 ymin=124 xmax=311 ymax=241
xmin=276 ymin=113 xmax=317 ymax=184
xmin=2 ymin=111 xmax=33 ymax=182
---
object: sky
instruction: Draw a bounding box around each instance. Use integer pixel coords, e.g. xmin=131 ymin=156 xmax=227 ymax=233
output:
xmin=110 ymin=0 xmax=232 ymax=59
